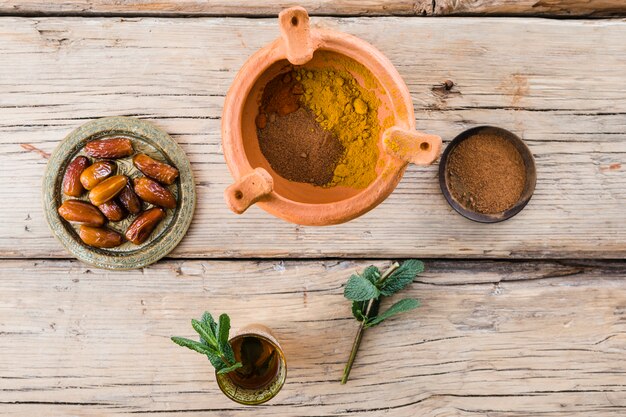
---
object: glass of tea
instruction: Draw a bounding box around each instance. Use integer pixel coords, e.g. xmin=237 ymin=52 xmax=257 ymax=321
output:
xmin=215 ymin=324 xmax=287 ymax=405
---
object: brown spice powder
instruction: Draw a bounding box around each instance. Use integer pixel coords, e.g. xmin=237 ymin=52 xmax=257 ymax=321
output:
xmin=258 ymin=71 xmax=301 ymax=118
xmin=256 ymin=71 xmax=344 ymax=186
xmin=258 ymin=107 xmax=344 ymax=186
xmin=447 ymin=134 xmax=526 ymax=214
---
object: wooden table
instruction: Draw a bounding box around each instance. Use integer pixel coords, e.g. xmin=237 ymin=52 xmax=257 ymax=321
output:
xmin=1 ymin=1 xmax=625 ymax=415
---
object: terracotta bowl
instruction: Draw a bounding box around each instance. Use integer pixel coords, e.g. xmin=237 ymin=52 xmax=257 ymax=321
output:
xmin=222 ymin=7 xmax=441 ymax=226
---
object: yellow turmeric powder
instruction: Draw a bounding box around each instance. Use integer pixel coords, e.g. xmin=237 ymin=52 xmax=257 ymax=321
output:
xmin=296 ymin=61 xmax=381 ymax=189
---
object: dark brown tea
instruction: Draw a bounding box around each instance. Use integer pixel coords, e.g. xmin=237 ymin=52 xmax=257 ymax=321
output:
xmin=228 ymin=335 xmax=280 ymax=390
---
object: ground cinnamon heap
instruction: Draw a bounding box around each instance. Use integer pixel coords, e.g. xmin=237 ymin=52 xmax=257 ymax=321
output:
xmin=258 ymin=107 xmax=343 ymax=185
xmin=447 ymin=134 xmax=526 ymax=214
xmin=256 ymin=71 xmax=344 ymax=186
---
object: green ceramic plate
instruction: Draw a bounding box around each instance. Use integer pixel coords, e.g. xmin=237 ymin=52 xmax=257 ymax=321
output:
xmin=43 ymin=117 xmax=196 ymax=270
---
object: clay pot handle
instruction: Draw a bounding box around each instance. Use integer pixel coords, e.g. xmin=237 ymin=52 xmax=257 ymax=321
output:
xmin=224 ymin=168 xmax=274 ymax=214
xmin=382 ymin=127 xmax=442 ymax=165
xmin=279 ymin=6 xmax=314 ymax=65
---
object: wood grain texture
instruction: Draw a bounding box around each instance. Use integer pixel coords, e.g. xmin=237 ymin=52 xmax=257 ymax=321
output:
xmin=0 ymin=259 xmax=624 ymax=416
xmin=0 ymin=0 xmax=624 ymax=17
xmin=435 ymin=0 xmax=626 ymax=16
xmin=1 ymin=16 xmax=625 ymax=259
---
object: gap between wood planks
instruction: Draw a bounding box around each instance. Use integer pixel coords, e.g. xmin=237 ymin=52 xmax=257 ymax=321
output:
xmin=1 ymin=12 xmax=624 ymax=19
xmin=8 ymin=256 xmax=626 ymax=284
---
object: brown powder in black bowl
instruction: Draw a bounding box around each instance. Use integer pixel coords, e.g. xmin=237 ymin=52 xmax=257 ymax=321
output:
xmin=446 ymin=133 xmax=526 ymax=214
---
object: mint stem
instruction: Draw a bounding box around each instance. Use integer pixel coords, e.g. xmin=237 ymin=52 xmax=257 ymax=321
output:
xmin=341 ymin=262 xmax=400 ymax=384
xmin=219 ymin=354 xmax=235 ymax=369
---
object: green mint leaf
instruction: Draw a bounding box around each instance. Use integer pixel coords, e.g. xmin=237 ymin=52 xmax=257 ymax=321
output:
xmin=198 ymin=312 xmax=216 ymax=345
xmin=351 ymin=301 xmax=365 ymax=321
xmin=191 ymin=319 xmax=218 ymax=347
xmin=207 ymin=350 xmax=227 ymax=372
xmin=344 ymin=274 xmax=380 ymax=301
xmin=361 ymin=266 xmax=381 ymax=284
xmin=217 ymin=314 xmax=231 ymax=347
xmin=379 ymin=259 xmax=424 ymax=296
xmin=221 ymin=339 xmax=237 ymax=364
xmin=171 ymin=337 xmax=216 ymax=356
xmin=173 ymin=312 xmax=241 ymax=374
xmin=217 ymin=362 xmax=243 ymax=375
xmin=217 ymin=314 xmax=235 ymax=364
xmin=201 ymin=311 xmax=218 ymax=334
xmin=364 ymin=298 xmax=420 ymax=328
xmin=352 ymin=299 xmax=381 ymax=322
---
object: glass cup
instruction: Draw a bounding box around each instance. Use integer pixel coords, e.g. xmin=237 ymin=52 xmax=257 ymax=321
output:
xmin=215 ymin=324 xmax=287 ymax=405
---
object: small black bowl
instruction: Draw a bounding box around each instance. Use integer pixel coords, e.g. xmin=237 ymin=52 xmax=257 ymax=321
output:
xmin=439 ymin=126 xmax=536 ymax=223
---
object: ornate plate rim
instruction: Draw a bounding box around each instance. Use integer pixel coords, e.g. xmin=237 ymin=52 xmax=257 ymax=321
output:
xmin=43 ymin=116 xmax=196 ymax=270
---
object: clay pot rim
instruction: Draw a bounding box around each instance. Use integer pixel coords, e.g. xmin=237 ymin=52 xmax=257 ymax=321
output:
xmin=222 ymin=27 xmax=414 ymax=225
xmin=438 ymin=125 xmax=537 ymax=223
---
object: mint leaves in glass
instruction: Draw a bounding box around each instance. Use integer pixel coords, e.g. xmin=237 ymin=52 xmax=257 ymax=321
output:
xmin=172 ymin=313 xmax=286 ymax=405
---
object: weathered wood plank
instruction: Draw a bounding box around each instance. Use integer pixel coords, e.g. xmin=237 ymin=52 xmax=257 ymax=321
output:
xmin=1 ymin=17 xmax=625 ymax=259
xmin=0 ymin=0 xmax=624 ymax=17
xmin=434 ymin=0 xmax=626 ymax=16
xmin=0 ymin=259 xmax=624 ymax=415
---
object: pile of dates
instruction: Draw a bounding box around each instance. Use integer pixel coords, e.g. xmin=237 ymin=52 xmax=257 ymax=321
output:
xmin=58 ymin=137 xmax=179 ymax=248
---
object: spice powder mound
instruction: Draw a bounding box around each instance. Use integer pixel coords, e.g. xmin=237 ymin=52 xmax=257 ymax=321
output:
xmin=258 ymin=108 xmax=344 ymax=185
xmin=296 ymin=66 xmax=381 ymax=189
xmin=256 ymin=58 xmax=384 ymax=189
xmin=256 ymin=71 xmax=344 ymax=186
xmin=447 ymin=133 xmax=526 ymax=214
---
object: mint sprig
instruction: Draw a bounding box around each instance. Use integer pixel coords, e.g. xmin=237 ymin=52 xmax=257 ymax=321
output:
xmin=171 ymin=312 xmax=243 ymax=375
xmin=341 ymin=260 xmax=423 ymax=384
